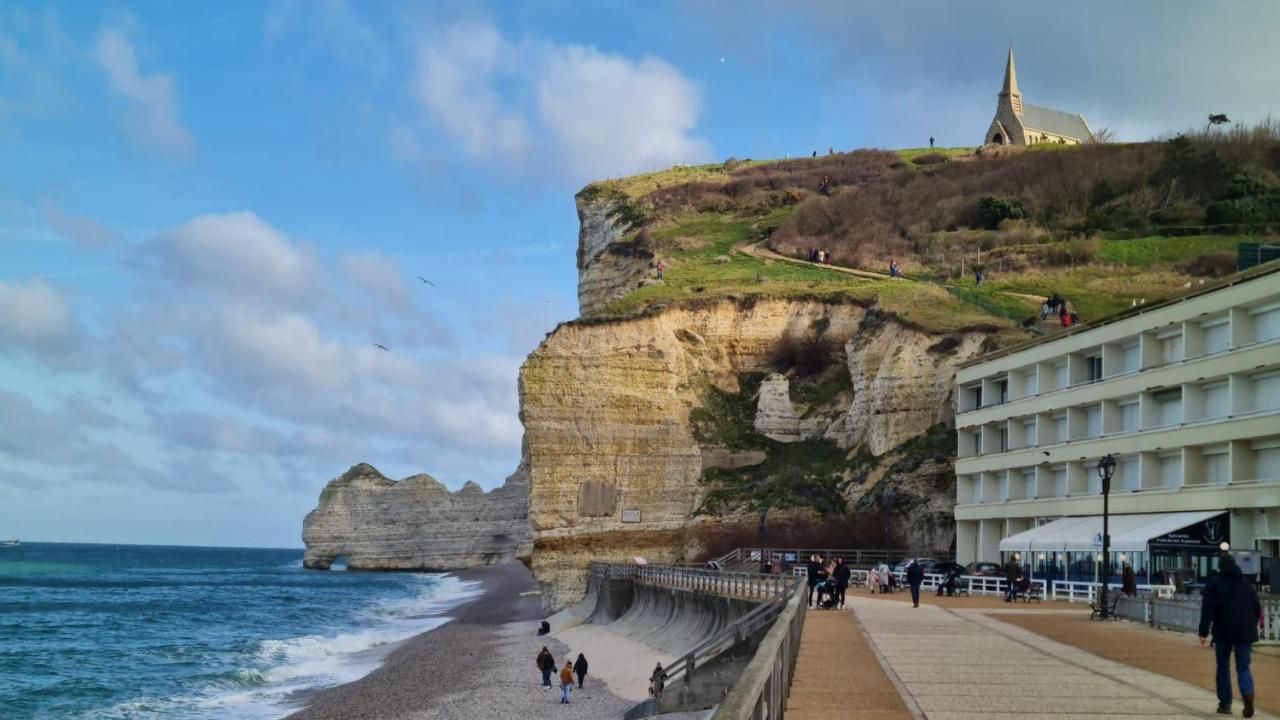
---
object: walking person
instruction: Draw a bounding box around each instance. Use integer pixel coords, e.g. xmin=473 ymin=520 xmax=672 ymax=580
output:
xmin=974 ymin=268 xmax=985 ymax=287
xmin=656 ymin=260 xmax=665 ymax=280
xmin=1200 ymin=552 xmax=1262 ymax=717
xmin=833 ymin=557 xmax=851 ymax=609
xmin=878 ymin=562 xmax=892 ymax=594
xmin=559 ymin=661 xmax=575 ymax=704
xmin=906 ymin=559 xmax=925 ymax=608
xmin=1122 ymin=563 xmax=1138 ymax=597
xmin=649 ymin=663 xmax=667 ymax=700
xmin=574 ymin=653 xmax=588 ymax=689
xmin=537 ymin=647 xmax=556 ymax=688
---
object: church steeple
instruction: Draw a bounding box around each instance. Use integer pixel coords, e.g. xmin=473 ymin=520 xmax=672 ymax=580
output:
xmin=1000 ymin=47 xmax=1022 ymax=115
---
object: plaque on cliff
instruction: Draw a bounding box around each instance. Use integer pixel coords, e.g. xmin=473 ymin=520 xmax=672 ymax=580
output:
xmin=621 ymin=509 xmax=641 ymax=523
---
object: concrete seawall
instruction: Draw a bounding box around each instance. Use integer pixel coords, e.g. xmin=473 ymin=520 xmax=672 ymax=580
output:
xmin=545 ymin=570 xmax=763 ymax=707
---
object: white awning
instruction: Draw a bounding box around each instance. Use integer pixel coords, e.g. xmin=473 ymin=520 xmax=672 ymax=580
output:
xmin=998 ymin=510 xmax=1226 ymax=554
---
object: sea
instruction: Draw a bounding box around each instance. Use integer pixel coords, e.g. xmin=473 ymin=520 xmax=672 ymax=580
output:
xmin=0 ymin=543 xmax=481 ymax=720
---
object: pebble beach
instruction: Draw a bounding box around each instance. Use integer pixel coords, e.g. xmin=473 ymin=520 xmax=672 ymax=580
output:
xmin=287 ymin=562 xmax=636 ymax=720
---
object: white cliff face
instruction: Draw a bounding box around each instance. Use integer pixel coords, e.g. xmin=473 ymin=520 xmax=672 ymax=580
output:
xmin=753 ymin=373 xmax=827 ymax=443
xmin=520 ymin=298 xmax=992 ymax=608
xmin=302 ymin=462 xmax=531 ymax=571
xmin=576 ymin=191 xmax=650 ymax=316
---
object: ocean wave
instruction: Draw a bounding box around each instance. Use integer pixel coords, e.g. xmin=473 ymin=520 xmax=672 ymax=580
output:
xmin=87 ymin=572 xmax=479 ymax=720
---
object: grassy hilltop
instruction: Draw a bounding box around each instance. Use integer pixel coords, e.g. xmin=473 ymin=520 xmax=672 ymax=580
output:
xmin=580 ymin=122 xmax=1280 ymax=337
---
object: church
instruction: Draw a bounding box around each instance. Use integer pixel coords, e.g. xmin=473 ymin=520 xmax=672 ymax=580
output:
xmin=984 ymin=48 xmax=1093 ymax=146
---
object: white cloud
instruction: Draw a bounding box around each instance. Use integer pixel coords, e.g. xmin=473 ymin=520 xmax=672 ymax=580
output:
xmin=43 ymin=201 xmax=120 ymax=247
xmin=406 ymin=20 xmax=712 ymax=183
xmin=91 ymin=26 xmax=195 ymax=158
xmin=148 ymin=211 xmax=321 ymax=304
xmin=536 ymin=45 xmax=711 ymax=180
xmin=0 ymin=279 xmax=78 ymax=355
xmin=411 ymin=20 xmax=529 ymax=165
xmin=342 ymin=251 xmax=412 ymax=310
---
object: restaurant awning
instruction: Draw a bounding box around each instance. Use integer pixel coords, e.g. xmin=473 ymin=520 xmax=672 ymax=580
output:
xmin=998 ymin=510 xmax=1227 ymax=554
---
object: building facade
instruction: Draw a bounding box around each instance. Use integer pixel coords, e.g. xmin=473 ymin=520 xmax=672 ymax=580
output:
xmin=953 ymin=264 xmax=1280 ymax=584
xmin=985 ymin=48 xmax=1093 ymax=146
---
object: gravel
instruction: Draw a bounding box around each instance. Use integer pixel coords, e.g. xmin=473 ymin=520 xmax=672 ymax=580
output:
xmin=287 ymin=562 xmax=637 ymax=720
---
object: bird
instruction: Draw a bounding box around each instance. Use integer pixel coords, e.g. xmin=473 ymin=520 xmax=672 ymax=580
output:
xmin=417 ymin=276 xmax=435 ymax=286
xmin=373 ymin=343 xmax=389 ymax=351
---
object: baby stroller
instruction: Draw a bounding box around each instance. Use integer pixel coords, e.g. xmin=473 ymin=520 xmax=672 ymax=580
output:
xmin=816 ymin=578 xmax=839 ymax=609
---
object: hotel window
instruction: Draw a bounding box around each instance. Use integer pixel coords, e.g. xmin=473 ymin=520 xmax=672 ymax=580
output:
xmin=1054 ymin=362 xmax=1068 ymax=390
xmin=1203 ymin=382 xmax=1229 ymax=420
xmin=1159 ymin=452 xmax=1182 ymax=488
xmin=1021 ymin=468 xmax=1036 ymax=498
xmin=972 ymin=432 xmax=982 ymax=456
xmin=1203 ymin=447 xmax=1229 ymax=485
xmin=1156 ymin=389 xmax=1182 ymax=427
xmin=1086 ymin=355 xmax=1103 ymax=382
xmin=1021 ymin=417 xmax=1037 ymax=447
xmin=1120 ymin=401 xmax=1140 ymax=432
xmin=1256 ymin=440 xmax=1280 ymax=480
xmin=998 ymin=427 xmax=1008 ymax=452
xmin=1052 ymin=465 xmax=1068 ymax=496
xmin=1254 ymin=304 xmax=1280 ymax=343
xmin=1203 ymin=320 xmax=1230 ymax=355
xmin=1025 ymin=367 xmax=1039 ymax=395
xmin=1053 ymin=413 xmax=1068 ymax=442
xmin=998 ymin=379 xmax=1009 ymax=404
xmin=1159 ymin=332 xmax=1184 ymax=365
xmin=1085 ymin=404 xmax=1102 ymax=437
xmin=1255 ymin=371 xmax=1280 ymax=413
xmin=1119 ymin=456 xmax=1140 ymax=491
xmin=1121 ymin=342 xmax=1140 ymax=373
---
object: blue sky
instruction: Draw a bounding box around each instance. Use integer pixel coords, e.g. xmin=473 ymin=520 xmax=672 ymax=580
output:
xmin=2 ymin=1 xmax=1277 ymax=548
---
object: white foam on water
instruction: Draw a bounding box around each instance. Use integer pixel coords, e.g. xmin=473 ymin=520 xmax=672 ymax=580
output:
xmin=86 ymin=573 xmax=483 ymax=720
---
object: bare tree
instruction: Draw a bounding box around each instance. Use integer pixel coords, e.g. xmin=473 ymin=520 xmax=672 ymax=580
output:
xmin=1206 ymin=113 xmax=1231 ymax=133
xmin=1090 ymin=126 xmax=1117 ymax=143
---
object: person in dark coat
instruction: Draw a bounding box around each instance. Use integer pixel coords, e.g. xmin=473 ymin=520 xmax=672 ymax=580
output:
xmin=806 ymin=554 xmax=822 ymax=607
xmin=906 ymin=560 xmax=925 ymax=608
xmin=1122 ymin=564 xmax=1138 ymax=597
xmin=832 ymin=558 xmax=851 ymax=609
xmin=1199 ymin=553 xmax=1261 ymax=717
xmin=537 ymin=647 xmax=556 ymax=688
xmin=574 ymin=653 xmax=589 ymax=689
xmin=537 ymin=620 xmax=550 ymax=636
xmin=1004 ymin=557 xmax=1021 ymax=602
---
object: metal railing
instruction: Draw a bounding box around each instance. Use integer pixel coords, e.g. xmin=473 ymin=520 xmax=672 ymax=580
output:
xmin=1049 ymin=580 xmax=1176 ymax=603
xmin=710 ymin=582 xmax=806 ymax=720
xmin=607 ymin=562 xmax=794 ymax=599
xmin=712 ymin=547 xmax=938 ymax=569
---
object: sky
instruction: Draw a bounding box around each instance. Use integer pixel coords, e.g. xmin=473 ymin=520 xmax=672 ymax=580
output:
xmin=2 ymin=0 xmax=1277 ymax=548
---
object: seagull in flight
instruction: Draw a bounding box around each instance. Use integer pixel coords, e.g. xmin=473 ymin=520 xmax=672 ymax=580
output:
xmin=417 ymin=276 xmax=435 ymax=286
xmin=373 ymin=343 xmax=390 ymax=351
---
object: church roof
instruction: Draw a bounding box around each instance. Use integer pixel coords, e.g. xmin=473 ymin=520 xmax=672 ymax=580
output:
xmin=1021 ymin=102 xmax=1092 ymax=141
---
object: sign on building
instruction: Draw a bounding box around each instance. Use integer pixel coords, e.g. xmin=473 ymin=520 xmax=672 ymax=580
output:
xmin=621 ymin=509 xmax=641 ymax=523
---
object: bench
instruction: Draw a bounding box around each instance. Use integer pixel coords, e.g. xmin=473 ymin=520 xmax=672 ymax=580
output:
xmin=1090 ymin=593 xmax=1121 ymax=620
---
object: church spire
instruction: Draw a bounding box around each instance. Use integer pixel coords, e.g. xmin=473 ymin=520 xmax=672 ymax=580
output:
xmin=1000 ymin=46 xmax=1022 ymax=115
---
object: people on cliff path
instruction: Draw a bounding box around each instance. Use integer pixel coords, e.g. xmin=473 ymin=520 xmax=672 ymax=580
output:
xmin=1200 ymin=552 xmax=1261 ymax=717
xmin=974 ymin=268 xmax=985 ymax=287
xmin=806 ymin=554 xmax=822 ymax=607
xmin=833 ymin=558 xmax=851 ymax=609
xmin=559 ymin=661 xmax=575 ymax=703
xmin=537 ymin=647 xmax=556 ymax=688
xmin=650 ymin=663 xmax=667 ymax=699
xmin=574 ymin=653 xmax=589 ymax=689
xmin=656 ymin=260 xmax=665 ymax=280
xmin=906 ymin=560 xmax=925 ymax=608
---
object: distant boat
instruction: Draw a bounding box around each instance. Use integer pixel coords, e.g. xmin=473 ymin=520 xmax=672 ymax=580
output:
xmin=0 ymin=539 xmax=19 ymax=548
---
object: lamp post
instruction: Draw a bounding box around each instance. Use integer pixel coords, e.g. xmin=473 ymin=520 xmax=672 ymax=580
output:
xmin=1097 ymin=454 xmax=1117 ymax=619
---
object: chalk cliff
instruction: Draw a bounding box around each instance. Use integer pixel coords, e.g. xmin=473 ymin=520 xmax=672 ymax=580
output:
xmin=521 ymin=297 xmax=992 ymax=609
xmin=302 ymin=462 xmax=531 ymax=571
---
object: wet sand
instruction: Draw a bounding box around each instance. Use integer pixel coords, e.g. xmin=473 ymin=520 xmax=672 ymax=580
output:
xmin=287 ymin=562 xmax=635 ymax=720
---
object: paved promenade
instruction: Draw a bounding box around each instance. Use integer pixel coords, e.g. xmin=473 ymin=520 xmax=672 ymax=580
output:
xmin=847 ymin=596 xmax=1277 ymax=718
xmin=784 ymin=609 xmax=912 ymax=720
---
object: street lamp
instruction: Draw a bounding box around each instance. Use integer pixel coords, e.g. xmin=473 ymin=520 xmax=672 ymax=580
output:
xmin=1097 ymin=454 xmax=1116 ymax=619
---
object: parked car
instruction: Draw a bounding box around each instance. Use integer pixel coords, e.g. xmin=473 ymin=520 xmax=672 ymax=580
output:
xmin=893 ymin=558 xmax=939 ymax=573
xmin=965 ymin=561 xmax=1002 ymax=577
xmin=923 ymin=561 xmax=965 ymax=576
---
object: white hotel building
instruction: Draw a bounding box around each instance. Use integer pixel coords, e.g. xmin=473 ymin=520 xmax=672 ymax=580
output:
xmin=953 ymin=263 xmax=1280 ymax=584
